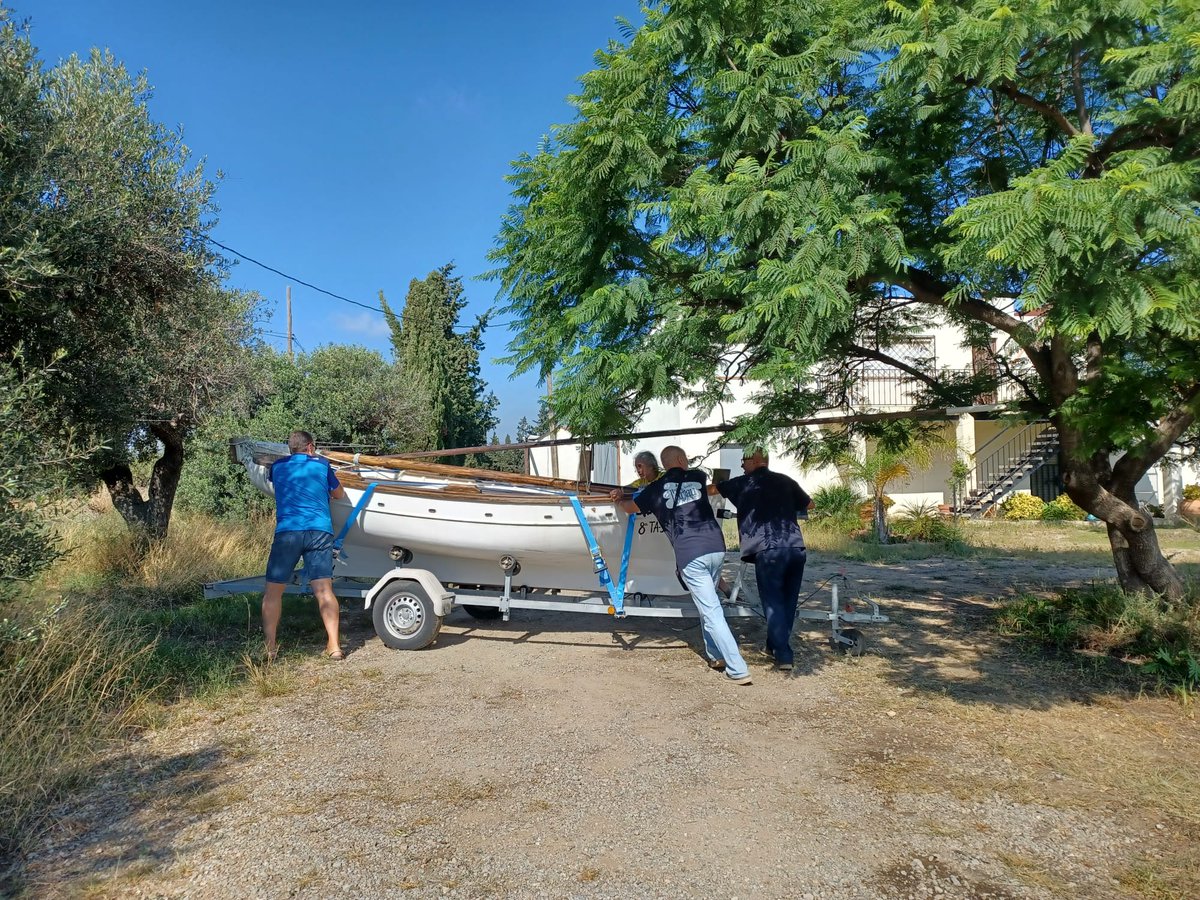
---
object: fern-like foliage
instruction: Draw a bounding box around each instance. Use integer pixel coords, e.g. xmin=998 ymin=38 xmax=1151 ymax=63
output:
xmin=489 ymin=0 xmax=1200 ymax=478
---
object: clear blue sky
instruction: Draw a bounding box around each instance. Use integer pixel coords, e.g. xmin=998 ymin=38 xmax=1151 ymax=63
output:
xmin=19 ymin=0 xmax=643 ymax=436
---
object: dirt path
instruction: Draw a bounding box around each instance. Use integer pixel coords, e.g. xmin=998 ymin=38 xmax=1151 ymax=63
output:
xmin=19 ymin=555 xmax=1200 ymax=899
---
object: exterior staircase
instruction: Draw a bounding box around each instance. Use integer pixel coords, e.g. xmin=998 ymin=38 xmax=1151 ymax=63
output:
xmin=957 ymin=423 xmax=1060 ymax=517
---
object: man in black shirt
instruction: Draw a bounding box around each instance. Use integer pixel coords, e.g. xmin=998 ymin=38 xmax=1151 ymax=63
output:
xmin=714 ymin=449 xmax=810 ymax=671
xmin=613 ymin=446 xmax=752 ymax=685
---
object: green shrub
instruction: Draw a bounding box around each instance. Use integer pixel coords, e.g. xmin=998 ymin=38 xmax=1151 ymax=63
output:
xmin=997 ymin=584 xmax=1200 ymax=699
xmin=1041 ymin=494 xmax=1087 ymax=521
xmin=808 ymin=484 xmax=865 ymax=533
xmin=1142 ymin=648 xmax=1200 ymax=701
xmin=1183 ymin=484 xmax=1200 ymax=501
xmin=890 ymin=501 xmax=966 ymax=546
xmin=1000 ymin=493 xmax=1047 ymax=520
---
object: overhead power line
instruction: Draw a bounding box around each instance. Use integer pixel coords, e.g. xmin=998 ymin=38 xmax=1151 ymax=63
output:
xmin=205 ymin=235 xmax=517 ymax=330
xmin=262 ymin=330 xmax=306 ymax=353
xmin=207 ymin=236 xmax=385 ymax=313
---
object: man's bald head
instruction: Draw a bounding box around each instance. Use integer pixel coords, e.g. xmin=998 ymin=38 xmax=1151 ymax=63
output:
xmin=741 ymin=449 xmax=769 ymax=473
xmin=660 ymin=445 xmax=689 ymax=469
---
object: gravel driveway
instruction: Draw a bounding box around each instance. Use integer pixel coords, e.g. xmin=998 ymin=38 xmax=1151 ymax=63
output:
xmin=18 ymin=553 xmax=1199 ymax=898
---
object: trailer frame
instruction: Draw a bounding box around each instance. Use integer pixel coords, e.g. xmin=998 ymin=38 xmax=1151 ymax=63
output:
xmin=203 ymin=561 xmax=888 ymax=655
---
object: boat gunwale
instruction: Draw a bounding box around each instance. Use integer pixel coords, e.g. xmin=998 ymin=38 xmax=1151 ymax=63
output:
xmin=334 ymin=471 xmax=618 ymax=506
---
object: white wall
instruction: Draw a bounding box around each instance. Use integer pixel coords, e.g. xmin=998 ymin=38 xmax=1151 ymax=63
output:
xmin=525 ymin=311 xmax=1191 ymax=516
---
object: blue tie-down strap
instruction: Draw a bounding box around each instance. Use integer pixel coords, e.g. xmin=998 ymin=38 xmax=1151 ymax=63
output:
xmin=567 ymin=495 xmax=635 ymax=616
xmin=616 ymin=512 xmax=636 ymax=596
xmin=332 ymin=482 xmax=378 ymax=564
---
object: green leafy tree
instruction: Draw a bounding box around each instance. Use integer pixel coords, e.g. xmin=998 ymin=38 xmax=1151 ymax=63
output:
xmin=0 ymin=357 xmax=91 ymax=600
xmin=177 ymin=344 xmax=428 ymax=518
xmin=0 ymin=12 xmax=255 ymax=541
xmin=483 ymin=432 xmax=521 ymax=474
xmin=490 ymin=0 xmax=1200 ymax=597
xmin=381 ymin=265 xmax=498 ymax=461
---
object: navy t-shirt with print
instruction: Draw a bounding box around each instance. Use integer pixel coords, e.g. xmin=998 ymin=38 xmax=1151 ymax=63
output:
xmin=633 ymin=468 xmax=725 ymax=568
xmin=716 ymin=468 xmax=810 ymax=562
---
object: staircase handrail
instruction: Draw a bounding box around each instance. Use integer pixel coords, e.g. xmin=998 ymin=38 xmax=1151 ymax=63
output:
xmin=970 ymin=419 xmax=1050 ymax=464
xmin=967 ymin=422 xmax=1058 ymax=510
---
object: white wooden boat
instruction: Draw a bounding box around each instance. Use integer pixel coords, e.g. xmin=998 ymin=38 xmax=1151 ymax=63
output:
xmin=231 ymin=439 xmax=687 ymax=596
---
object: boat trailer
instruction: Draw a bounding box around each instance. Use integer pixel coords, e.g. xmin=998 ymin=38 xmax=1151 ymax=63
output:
xmin=202 ymin=558 xmax=888 ymax=656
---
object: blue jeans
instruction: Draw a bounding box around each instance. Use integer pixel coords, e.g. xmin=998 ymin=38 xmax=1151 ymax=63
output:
xmin=679 ymin=551 xmax=749 ymax=678
xmin=754 ymin=547 xmax=807 ymax=665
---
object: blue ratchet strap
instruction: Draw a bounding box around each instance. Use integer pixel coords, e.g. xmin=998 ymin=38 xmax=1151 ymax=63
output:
xmin=616 ymin=513 xmax=637 ymax=600
xmin=332 ymin=482 xmax=379 ymax=561
xmin=567 ymin=495 xmax=631 ymax=616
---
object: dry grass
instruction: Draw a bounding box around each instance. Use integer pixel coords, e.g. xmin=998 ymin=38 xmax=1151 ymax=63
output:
xmin=1117 ymin=856 xmax=1200 ymax=900
xmin=833 ymin=661 xmax=1200 ymax=897
xmin=994 ymin=851 xmax=1065 ymax=895
xmin=800 ymin=515 xmax=1200 ymax=568
xmin=1 ymin=504 xmax=307 ymax=887
xmin=78 ymin=858 xmax=162 ymax=899
xmin=184 ymin=784 xmax=251 ymax=816
xmin=241 ymin=652 xmax=297 ymax=699
xmin=961 ymin=520 xmax=1200 ymax=562
xmin=0 ymin=601 xmax=155 ymax=862
xmin=48 ymin=498 xmax=272 ymax=603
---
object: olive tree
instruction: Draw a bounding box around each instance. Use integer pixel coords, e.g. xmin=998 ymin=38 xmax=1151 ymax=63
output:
xmin=1 ymin=12 xmax=256 ymax=541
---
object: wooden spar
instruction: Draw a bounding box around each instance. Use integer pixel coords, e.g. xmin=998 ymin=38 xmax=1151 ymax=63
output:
xmin=380 ymin=404 xmax=1001 ymax=460
xmin=319 ymin=449 xmax=613 ymax=493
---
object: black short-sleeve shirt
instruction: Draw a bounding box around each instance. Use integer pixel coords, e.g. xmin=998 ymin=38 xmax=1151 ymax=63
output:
xmin=716 ymin=468 xmax=810 ymax=562
xmin=634 ymin=467 xmax=726 ymax=568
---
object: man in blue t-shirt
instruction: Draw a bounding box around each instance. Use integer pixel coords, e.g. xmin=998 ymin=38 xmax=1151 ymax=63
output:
xmin=613 ymin=445 xmax=752 ymax=685
xmin=262 ymin=430 xmax=346 ymax=661
xmin=713 ymin=449 xmax=810 ymax=670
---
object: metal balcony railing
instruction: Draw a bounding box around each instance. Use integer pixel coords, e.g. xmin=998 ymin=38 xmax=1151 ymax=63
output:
xmin=847 ymin=367 xmax=1027 ymax=410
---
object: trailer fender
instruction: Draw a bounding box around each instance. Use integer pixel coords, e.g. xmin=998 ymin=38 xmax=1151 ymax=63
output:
xmin=364 ymin=568 xmax=455 ymax=617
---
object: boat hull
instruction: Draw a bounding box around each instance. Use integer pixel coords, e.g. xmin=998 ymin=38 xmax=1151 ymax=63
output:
xmin=236 ymin=441 xmax=688 ymax=596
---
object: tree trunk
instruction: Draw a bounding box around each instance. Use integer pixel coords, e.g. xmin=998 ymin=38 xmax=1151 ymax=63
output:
xmin=1057 ymin=423 xmax=1184 ymax=599
xmin=99 ymin=423 xmax=186 ymax=544
xmin=874 ymin=495 xmax=889 ymax=544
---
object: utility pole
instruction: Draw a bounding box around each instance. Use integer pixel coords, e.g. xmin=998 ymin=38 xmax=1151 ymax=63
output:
xmin=286 ymin=285 xmax=293 ymax=361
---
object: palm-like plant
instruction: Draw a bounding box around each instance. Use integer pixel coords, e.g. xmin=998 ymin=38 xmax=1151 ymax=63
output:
xmin=840 ymin=442 xmax=940 ymax=544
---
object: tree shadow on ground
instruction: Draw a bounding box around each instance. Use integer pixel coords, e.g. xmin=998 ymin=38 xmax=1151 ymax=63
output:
xmin=784 ymin=554 xmax=1200 ymax=710
xmin=1 ymin=744 xmax=233 ymax=897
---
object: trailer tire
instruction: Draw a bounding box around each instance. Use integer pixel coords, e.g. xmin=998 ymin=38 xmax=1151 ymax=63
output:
xmin=832 ymin=628 xmax=866 ymax=657
xmin=372 ymin=580 xmax=442 ymax=650
xmin=462 ymin=604 xmax=503 ymax=620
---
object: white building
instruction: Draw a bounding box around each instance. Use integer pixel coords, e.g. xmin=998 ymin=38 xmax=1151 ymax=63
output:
xmin=528 ymin=319 xmax=1199 ymax=518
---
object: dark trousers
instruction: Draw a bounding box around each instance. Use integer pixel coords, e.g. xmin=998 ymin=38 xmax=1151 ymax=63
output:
xmin=754 ymin=547 xmax=807 ymax=665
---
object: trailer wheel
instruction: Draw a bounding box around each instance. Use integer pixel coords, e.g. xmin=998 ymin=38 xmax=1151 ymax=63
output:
xmin=372 ymin=580 xmax=442 ymax=650
xmin=832 ymin=628 xmax=866 ymax=657
xmin=462 ymin=604 xmax=503 ymax=621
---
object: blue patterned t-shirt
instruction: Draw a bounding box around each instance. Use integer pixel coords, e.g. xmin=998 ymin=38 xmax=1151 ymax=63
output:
xmin=268 ymin=454 xmax=341 ymax=534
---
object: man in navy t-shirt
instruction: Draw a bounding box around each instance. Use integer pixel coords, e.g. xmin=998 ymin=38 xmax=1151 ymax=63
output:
xmin=614 ymin=445 xmax=752 ymax=685
xmin=713 ymin=449 xmax=810 ymax=670
xmin=262 ymin=430 xmax=346 ymax=661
